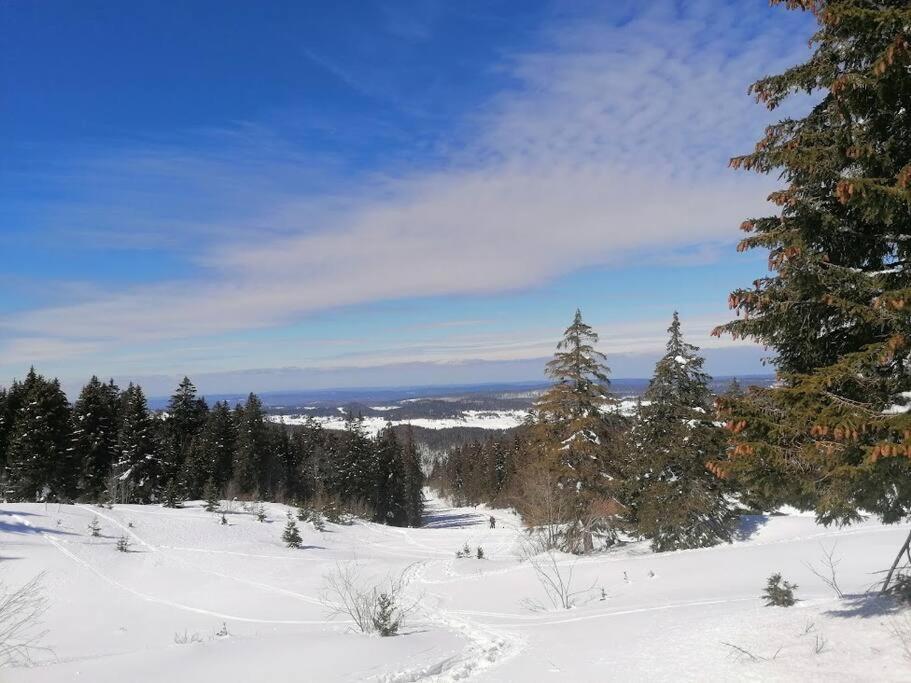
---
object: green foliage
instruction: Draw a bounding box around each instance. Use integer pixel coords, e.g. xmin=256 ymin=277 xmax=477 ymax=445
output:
xmin=762 ymin=572 xmax=798 ymax=607
xmin=5 ymin=368 xmax=72 ymax=501
xmin=624 ymin=313 xmax=737 ymax=552
xmin=71 ymin=377 xmax=120 ymax=502
xmin=114 ymin=384 xmax=160 ymax=504
xmin=715 ymin=0 xmax=911 ymax=525
xmin=372 ymin=592 xmax=401 ymax=637
xmin=161 ymin=479 xmax=183 ymax=509
xmin=203 ymin=477 xmax=220 ymax=512
xmin=281 ymin=513 xmax=302 ymax=549
xmin=886 ymin=572 xmax=911 ymax=605
xmin=532 ymin=310 xmax=626 ymax=553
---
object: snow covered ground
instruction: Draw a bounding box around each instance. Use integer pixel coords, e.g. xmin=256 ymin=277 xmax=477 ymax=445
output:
xmin=268 ymin=400 xmax=643 ymax=436
xmin=268 ymin=410 xmax=531 ymax=435
xmin=2 ymin=495 xmax=910 ymax=681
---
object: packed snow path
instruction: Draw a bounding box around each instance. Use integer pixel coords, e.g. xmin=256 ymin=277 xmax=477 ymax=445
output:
xmin=1 ymin=494 xmax=910 ymax=681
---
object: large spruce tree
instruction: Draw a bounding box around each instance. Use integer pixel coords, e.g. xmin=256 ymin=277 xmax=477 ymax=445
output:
xmin=233 ymin=393 xmax=272 ymax=497
xmin=114 ymin=383 xmax=161 ymax=503
xmin=533 ymin=310 xmax=625 ymax=553
xmin=373 ymin=425 xmax=407 ymax=526
xmin=712 ymin=1 xmax=911 ymax=586
xmin=183 ymin=400 xmax=236 ymax=498
xmin=71 ymin=376 xmax=121 ymax=501
xmin=5 ymin=369 xmax=72 ymax=501
xmin=626 ymin=313 xmax=736 ymax=551
xmin=162 ymin=377 xmax=208 ymax=490
xmin=401 ymin=426 xmax=425 ymax=527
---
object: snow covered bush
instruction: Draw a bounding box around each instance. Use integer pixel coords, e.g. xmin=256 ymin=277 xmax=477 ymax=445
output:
xmin=373 ymin=592 xmax=401 ymax=637
xmin=763 ymin=573 xmax=797 ymax=607
xmin=115 ymin=535 xmax=130 ymax=552
xmin=282 ymin=513 xmax=302 ymax=549
xmin=87 ymin=516 xmax=101 ymax=537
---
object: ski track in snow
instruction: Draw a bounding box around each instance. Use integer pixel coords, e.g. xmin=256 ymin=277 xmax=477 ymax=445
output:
xmin=6 ymin=496 xmax=911 ymax=682
xmin=14 ymin=511 xmax=342 ymax=625
xmin=380 ymin=560 xmax=526 ymax=682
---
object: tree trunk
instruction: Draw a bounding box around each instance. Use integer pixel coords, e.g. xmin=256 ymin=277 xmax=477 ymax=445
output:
xmin=881 ymin=526 xmax=911 ymax=594
xmin=582 ymin=528 xmax=593 ymax=554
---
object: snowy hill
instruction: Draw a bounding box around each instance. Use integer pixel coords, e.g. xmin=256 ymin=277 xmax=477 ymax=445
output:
xmin=1 ymin=495 xmax=909 ymax=681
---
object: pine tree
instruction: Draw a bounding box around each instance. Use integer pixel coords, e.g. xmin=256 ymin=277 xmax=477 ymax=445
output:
xmin=233 ymin=394 xmax=272 ymax=497
xmin=0 ymin=384 xmax=18 ymax=487
xmin=401 ymin=426 xmax=424 ymax=527
xmin=161 ymin=479 xmax=183 ymax=508
xmin=114 ymin=384 xmax=161 ymax=503
xmin=281 ymin=512 xmax=302 ymax=549
xmin=330 ymin=414 xmax=375 ymax=505
xmin=373 ymin=426 xmax=407 ymax=526
xmin=711 ymin=1 xmax=911 ymax=586
xmin=184 ymin=401 xmax=236 ymax=497
xmin=5 ymin=369 xmax=72 ymax=501
xmin=290 ymin=417 xmax=324 ymax=504
xmin=71 ymin=376 xmax=120 ymax=501
xmin=162 ymin=377 xmax=208 ymax=491
xmin=203 ymin=477 xmax=220 ymax=512
xmin=625 ymin=313 xmax=737 ymax=551
xmin=532 ymin=310 xmax=625 ymax=553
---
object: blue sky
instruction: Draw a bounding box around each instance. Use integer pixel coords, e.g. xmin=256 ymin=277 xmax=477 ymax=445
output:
xmin=1 ymin=1 xmax=815 ymax=395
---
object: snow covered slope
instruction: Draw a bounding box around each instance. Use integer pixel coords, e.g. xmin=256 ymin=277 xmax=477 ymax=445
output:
xmin=1 ymin=496 xmax=910 ymax=681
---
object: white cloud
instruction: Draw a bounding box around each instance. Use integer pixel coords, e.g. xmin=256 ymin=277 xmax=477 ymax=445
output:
xmin=1 ymin=1 xmax=811 ymax=370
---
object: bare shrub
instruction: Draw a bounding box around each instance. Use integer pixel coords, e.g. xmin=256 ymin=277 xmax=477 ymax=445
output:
xmin=173 ymin=630 xmax=203 ymax=645
xmin=721 ymin=641 xmax=781 ymax=662
xmin=0 ymin=573 xmax=49 ymax=667
xmin=520 ymin=537 xmax=595 ymax=610
xmin=814 ymin=634 xmax=828 ymax=655
xmin=322 ymin=563 xmax=418 ymax=636
xmin=805 ymin=542 xmax=844 ymax=598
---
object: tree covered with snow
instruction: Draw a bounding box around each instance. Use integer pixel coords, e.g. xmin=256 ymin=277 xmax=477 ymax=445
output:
xmin=183 ymin=400 xmax=237 ymax=498
xmin=161 ymin=376 xmax=208 ymax=493
xmin=114 ymin=383 xmax=160 ymax=503
xmin=624 ymin=313 xmax=737 ymax=551
xmin=373 ymin=425 xmax=408 ymax=526
xmin=400 ymin=426 xmax=425 ymax=527
xmin=70 ymin=376 xmax=120 ymax=501
xmin=712 ymin=1 xmax=911 ymax=545
xmin=233 ymin=393 xmax=273 ymax=498
xmin=4 ymin=369 xmax=72 ymax=501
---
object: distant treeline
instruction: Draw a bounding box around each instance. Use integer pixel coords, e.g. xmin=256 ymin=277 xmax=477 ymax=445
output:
xmin=0 ymin=371 xmax=423 ymax=527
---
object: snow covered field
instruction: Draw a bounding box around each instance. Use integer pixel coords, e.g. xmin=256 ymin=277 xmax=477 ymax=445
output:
xmin=2 ymin=495 xmax=910 ymax=681
xmin=268 ymin=410 xmax=531 ymax=435
xmin=268 ymin=400 xmax=642 ymax=436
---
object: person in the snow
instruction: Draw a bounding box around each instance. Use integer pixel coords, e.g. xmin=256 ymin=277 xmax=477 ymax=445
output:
xmin=489 ymin=516 xmax=496 ymax=529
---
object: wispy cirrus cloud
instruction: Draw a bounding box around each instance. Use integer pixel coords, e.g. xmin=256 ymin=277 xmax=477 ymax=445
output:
xmin=2 ymin=1 xmax=810 ymax=375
